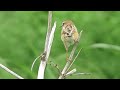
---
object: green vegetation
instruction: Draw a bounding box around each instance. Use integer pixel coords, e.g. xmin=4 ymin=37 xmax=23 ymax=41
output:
xmin=0 ymin=11 xmax=120 ymax=79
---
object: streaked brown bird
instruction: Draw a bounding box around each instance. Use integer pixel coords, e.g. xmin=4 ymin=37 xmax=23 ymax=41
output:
xmin=61 ymin=20 xmax=79 ymax=61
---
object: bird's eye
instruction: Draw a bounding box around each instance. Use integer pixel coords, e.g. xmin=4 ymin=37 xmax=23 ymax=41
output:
xmin=62 ymin=22 xmax=65 ymax=26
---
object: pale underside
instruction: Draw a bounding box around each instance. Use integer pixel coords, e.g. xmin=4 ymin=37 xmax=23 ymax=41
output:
xmin=61 ymin=34 xmax=75 ymax=51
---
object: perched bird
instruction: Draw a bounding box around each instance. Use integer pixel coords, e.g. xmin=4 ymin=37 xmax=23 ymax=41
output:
xmin=61 ymin=20 xmax=79 ymax=61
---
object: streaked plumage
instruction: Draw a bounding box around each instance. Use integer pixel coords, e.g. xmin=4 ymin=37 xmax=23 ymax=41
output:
xmin=61 ymin=20 xmax=79 ymax=61
xmin=61 ymin=20 xmax=79 ymax=51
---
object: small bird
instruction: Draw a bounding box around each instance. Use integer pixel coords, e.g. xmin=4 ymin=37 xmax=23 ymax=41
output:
xmin=61 ymin=20 xmax=79 ymax=61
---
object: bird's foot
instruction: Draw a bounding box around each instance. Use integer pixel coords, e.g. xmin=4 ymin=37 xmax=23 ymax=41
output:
xmin=66 ymin=58 xmax=72 ymax=63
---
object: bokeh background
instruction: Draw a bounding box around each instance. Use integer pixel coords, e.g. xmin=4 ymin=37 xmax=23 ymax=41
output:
xmin=0 ymin=11 xmax=120 ymax=79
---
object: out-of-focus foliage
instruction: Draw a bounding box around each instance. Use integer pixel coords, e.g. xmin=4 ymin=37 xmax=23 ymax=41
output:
xmin=0 ymin=11 xmax=120 ymax=79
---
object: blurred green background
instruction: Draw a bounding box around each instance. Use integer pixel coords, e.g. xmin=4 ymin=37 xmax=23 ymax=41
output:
xmin=0 ymin=11 xmax=120 ymax=79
